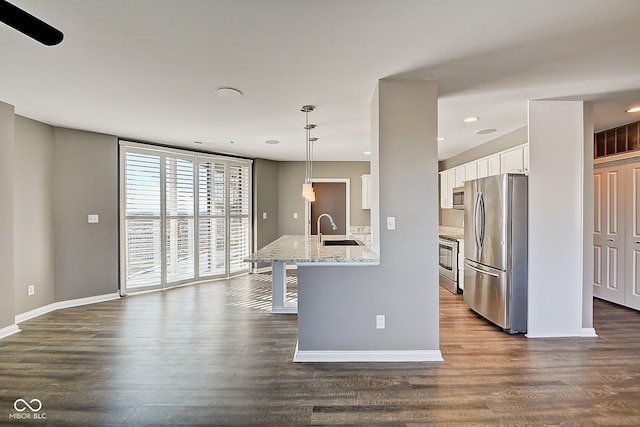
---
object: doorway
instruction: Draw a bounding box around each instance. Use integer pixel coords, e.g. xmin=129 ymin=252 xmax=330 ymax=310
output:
xmin=308 ymin=179 xmax=350 ymax=235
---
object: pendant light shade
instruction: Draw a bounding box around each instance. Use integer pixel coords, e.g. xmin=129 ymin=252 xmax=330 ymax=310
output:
xmin=301 ymin=105 xmax=316 ymax=201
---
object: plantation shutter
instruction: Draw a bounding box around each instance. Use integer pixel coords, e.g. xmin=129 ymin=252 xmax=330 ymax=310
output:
xmin=120 ymin=141 xmax=252 ymax=293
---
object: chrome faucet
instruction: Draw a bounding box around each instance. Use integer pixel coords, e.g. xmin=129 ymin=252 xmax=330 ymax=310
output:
xmin=317 ymin=213 xmax=338 ymax=244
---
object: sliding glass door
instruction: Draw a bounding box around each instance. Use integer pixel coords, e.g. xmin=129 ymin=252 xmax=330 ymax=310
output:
xmin=120 ymin=141 xmax=252 ymax=294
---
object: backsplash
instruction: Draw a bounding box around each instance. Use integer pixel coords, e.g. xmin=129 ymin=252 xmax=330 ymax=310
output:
xmin=439 ymin=225 xmax=464 ymax=236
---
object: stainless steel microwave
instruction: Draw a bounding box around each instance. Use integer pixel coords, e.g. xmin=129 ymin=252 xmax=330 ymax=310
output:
xmin=452 ymin=187 xmax=465 ymax=210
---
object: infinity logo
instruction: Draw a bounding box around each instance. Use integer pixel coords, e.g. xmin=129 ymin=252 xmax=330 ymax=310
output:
xmin=14 ymin=398 xmax=43 ymax=412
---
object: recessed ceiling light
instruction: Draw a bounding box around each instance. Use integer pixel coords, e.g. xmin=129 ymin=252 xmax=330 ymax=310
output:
xmin=437 ymin=137 xmax=446 ymax=141
xmin=475 ymin=128 xmax=496 ymax=135
xmin=215 ymin=86 xmax=244 ymax=98
xmin=627 ymin=106 xmax=640 ymax=113
xmin=265 ymin=139 xmax=280 ymax=145
xmin=364 ymin=151 xmax=371 ymax=155
xmin=464 ymin=116 xmax=479 ymax=123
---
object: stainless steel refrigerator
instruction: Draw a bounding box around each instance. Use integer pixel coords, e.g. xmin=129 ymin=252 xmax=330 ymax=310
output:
xmin=463 ymin=173 xmax=528 ymax=333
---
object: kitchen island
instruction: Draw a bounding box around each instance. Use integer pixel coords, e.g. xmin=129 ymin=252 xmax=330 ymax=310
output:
xmin=244 ymin=235 xmax=379 ymax=314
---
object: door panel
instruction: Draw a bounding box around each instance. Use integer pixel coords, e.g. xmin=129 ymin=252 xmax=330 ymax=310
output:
xmin=625 ymin=162 xmax=640 ymax=309
xmin=593 ymin=165 xmax=625 ymax=304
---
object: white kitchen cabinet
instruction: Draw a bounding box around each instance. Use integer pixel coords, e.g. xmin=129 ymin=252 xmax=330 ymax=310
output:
xmin=488 ymin=154 xmax=501 ymax=176
xmin=454 ymin=166 xmax=465 ymax=187
xmin=439 ymin=143 xmax=529 ymax=209
xmin=361 ymin=174 xmax=371 ymax=209
xmin=439 ymin=169 xmax=457 ymax=209
xmin=477 ymin=157 xmax=489 ymax=178
xmin=464 ymin=162 xmax=478 ymax=183
xmin=501 ymin=145 xmax=526 ymax=174
xmin=439 ymin=171 xmax=448 ymax=208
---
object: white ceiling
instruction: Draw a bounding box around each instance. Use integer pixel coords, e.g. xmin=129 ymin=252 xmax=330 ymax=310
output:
xmin=1 ymin=0 xmax=639 ymax=161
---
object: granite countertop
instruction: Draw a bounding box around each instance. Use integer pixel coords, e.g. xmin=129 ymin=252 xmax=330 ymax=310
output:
xmin=244 ymin=235 xmax=379 ymax=265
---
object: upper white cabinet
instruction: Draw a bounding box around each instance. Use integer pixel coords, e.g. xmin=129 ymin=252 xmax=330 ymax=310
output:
xmin=500 ymin=145 xmax=526 ymax=174
xmin=477 ymin=158 xmax=489 ymax=178
xmin=439 ymin=143 xmax=529 ymax=209
xmin=464 ymin=162 xmax=478 ymax=183
xmin=454 ymin=166 xmax=465 ymax=187
xmin=439 ymin=169 xmax=456 ymax=208
xmin=439 ymin=171 xmax=448 ymax=208
xmin=361 ymin=174 xmax=371 ymax=209
xmin=488 ymin=153 xmax=501 ymax=176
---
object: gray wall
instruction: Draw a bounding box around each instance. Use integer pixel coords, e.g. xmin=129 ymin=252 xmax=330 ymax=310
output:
xmin=277 ymin=161 xmax=370 ymax=235
xmin=0 ymin=101 xmax=16 ymax=329
xmin=297 ymin=79 xmax=439 ymax=353
xmin=253 ymin=159 xmax=280 ymax=269
xmin=439 ymin=126 xmax=528 ymax=228
xmin=14 ymin=116 xmax=56 ymax=313
xmin=53 ymin=128 xmax=119 ymax=301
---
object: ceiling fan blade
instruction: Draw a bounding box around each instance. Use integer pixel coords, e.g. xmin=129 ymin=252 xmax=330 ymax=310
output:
xmin=0 ymin=0 xmax=63 ymax=46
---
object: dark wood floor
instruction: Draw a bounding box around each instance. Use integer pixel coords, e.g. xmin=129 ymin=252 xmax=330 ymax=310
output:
xmin=1 ymin=275 xmax=639 ymax=426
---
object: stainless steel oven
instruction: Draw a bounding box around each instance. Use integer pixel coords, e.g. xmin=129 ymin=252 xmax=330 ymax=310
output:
xmin=439 ymin=237 xmax=460 ymax=294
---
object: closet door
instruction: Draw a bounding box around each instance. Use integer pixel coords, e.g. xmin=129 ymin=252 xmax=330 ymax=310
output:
xmin=593 ymin=164 xmax=626 ymax=304
xmin=625 ymin=162 xmax=640 ymax=310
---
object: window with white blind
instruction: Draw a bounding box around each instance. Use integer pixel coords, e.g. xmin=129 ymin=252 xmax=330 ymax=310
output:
xmin=120 ymin=141 xmax=252 ymax=294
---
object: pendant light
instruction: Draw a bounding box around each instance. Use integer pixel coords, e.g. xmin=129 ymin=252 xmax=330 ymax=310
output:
xmin=301 ymin=105 xmax=316 ymax=201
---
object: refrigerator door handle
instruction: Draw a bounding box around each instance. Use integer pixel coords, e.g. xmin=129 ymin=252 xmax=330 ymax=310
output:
xmin=464 ymin=261 xmax=500 ymax=278
xmin=474 ymin=191 xmax=485 ymax=252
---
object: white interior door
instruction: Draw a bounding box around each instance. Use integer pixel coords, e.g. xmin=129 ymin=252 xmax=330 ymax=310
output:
xmin=625 ymin=161 xmax=640 ymax=310
xmin=593 ymin=164 xmax=626 ymax=304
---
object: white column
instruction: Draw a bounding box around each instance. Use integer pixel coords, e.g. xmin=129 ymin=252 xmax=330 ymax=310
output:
xmin=527 ymin=100 xmax=594 ymax=337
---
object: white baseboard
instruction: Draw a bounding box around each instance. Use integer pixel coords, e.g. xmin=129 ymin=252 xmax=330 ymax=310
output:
xmin=15 ymin=293 xmax=121 ymax=325
xmin=0 ymin=324 xmax=21 ymax=340
xmin=580 ymin=327 xmax=598 ymax=337
xmin=293 ymin=342 xmax=444 ymax=362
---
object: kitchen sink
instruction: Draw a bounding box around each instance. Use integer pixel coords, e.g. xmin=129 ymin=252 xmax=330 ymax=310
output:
xmin=322 ymin=239 xmax=363 ymax=246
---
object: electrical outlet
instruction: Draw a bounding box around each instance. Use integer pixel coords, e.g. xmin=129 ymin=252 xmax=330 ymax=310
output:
xmin=28 ymin=285 xmax=35 ymax=296
xmin=88 ymin=214 xmax=99 ymax=223
xmin=376 ymin=314 xmax=385 ymax=329
xmin=262 ymin=212 xmax=267 ymax=219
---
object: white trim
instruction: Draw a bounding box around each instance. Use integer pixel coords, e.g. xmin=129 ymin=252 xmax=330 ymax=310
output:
xmin=580 ymin=328 xmax=598 ymax=337
xmin=593 ymin=151 xmax=640 ymax=165
xmin=0 ymin=324 xmax=20 ymax=340
xmin=293 ymin=342 xmax=443 ymax=362
xmin=15 ymin=293 xmax=121 ymax=325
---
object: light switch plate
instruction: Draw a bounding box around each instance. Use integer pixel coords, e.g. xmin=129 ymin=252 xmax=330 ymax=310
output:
xmin=88 ymin=214 xmax=99 ymax=223
xmin=376 ymin=314 xmax=385 ymax=329
xmin=386 ymin=216 xmax=396 ymax=230
xmin=293 ymin=212 xmax=298 ymax=219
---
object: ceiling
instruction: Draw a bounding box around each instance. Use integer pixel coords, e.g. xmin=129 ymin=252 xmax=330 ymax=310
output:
xmin=1 ymin=0 xmax=639 ymax=162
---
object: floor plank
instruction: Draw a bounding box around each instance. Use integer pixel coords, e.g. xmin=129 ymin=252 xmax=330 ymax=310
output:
xmin=1 ymin=275 xmax=639 ymax=425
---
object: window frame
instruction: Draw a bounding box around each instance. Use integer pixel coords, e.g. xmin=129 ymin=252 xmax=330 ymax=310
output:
xmin=119 ymin=141 xmax=253 ymax=294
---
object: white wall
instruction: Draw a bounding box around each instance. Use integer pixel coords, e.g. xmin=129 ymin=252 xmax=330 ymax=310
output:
xmin=527 ymin=100 xmax=594 ymax=337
